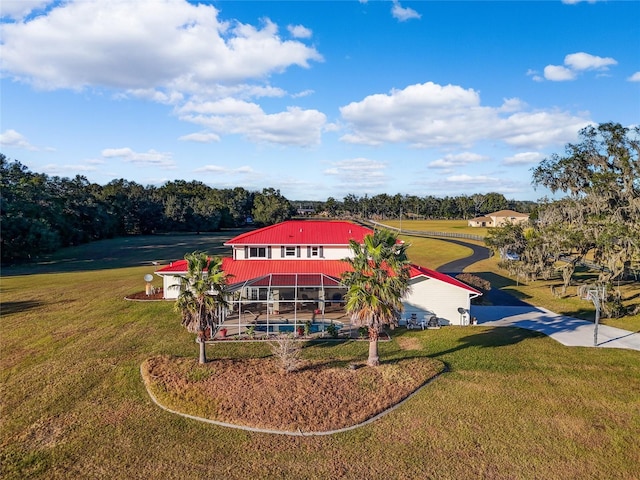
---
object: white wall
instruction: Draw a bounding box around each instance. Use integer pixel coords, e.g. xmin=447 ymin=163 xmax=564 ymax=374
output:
xmin=162 ymin=275 xmax=183 ymax=299
xmin=402 ymin=276 xmax=473 ymax=326
xmin=232 ymin=245 xmax=352 ymax=260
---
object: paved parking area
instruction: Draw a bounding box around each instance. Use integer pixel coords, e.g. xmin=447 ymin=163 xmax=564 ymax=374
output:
xmin=471 ymin=305 xmax=640 ymax=351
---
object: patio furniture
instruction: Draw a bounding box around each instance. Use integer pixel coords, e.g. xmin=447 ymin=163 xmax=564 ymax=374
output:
xmin=407 ymin=313 xmax=421 ymax=329
xmin=426 ymin=315 xmax=440 ymax=329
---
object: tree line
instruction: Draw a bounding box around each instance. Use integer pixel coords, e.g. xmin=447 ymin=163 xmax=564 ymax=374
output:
xmin=0 ymin=154 xmax=293 ymax=263
xmin=1 ymin=152 xmax=536 ymax=264
xmin=301 ymin=192 xmax=536 ymax=221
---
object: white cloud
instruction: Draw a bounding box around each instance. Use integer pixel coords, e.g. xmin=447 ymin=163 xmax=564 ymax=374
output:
xmin=540 ymin=52 xmax=617 ymax=82
xmin=101 ymin=147 xmax=176 ymax=168
xmin=0 ymin=0 xmax=325 ymax=149
xmin=324 ymin=158 xmax=388 ymax=192
xmin=40 ymin=163 xmax=98 ymax=175
xmin=391 ymin=1 xmax=421 ymax=21
xmin=446 ymin=174 xmax=498 ymax=184
xmin=503 ymin=152 xmax=545 ymax=166
xmin=1 ymin=0 xmax=323 ymax=91
xmin=499 ymin=98 xmax=527 ymax=113
xmin=292 ymin=89 xmax=314 ymax=98
xmin=339 ymin=81 xmax=591 ymax=150
xmin=544 ymin=65 xmax=576 ymax=81
xmin=194 ymin=165 xmax=255 ymax=174
xmin=628 ymin=72 xmax=640 ymax=82
xmin=179 ymin=132 xmax=221 ymax=143
xmin=287 ymin=24 xmax=312 ymax=39
xmin=179 ymin=101 xmax=327 ymax=147
xmin=0 ymin=129 xmax=39 ymax=150
xmin=0 ymin=0 xmax=50 ymax=20
xmin=564 ymin=52 xmax=617 ymax=71
xmin=428 ymin=153 xmax=487 ymax=169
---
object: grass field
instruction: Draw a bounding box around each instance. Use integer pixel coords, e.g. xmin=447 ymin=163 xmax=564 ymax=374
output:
xmin=2 ymin=228 xmax=639 ymax=479
xmin=383 ymin=219 xmax=489 ymax=239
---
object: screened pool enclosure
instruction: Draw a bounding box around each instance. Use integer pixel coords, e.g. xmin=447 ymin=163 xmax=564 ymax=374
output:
xmin=216 ymin=273 xmax=350 ymax=338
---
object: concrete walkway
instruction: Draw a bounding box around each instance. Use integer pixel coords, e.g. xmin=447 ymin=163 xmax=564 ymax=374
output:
xmin=471 ymin=305 xmax=640 ymax=351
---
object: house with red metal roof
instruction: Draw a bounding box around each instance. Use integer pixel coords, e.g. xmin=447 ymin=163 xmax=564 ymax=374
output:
xmin=155 ymin=220 xmax=481 ymax=334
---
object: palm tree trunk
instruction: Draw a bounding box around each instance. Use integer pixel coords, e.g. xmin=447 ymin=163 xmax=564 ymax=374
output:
xmin=197 ymin=334 xmax=207 ymax=364
xmin=367 ymin=327 xmax=380 ymax=366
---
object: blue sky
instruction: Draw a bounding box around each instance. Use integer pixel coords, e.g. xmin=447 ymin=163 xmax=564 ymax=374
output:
xmin=1 ymin=0 xmax=639 ymax=202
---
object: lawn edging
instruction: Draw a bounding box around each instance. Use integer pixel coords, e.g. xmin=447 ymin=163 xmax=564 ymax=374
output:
xmin=140 ymin=362 xmax=447 ymax=436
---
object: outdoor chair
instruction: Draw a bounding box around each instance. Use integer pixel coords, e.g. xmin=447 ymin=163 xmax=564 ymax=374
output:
xmin=426 ymin=315 xmax=440 ymax=329
xmin=407 ymin=314 xmax=420 ymax=329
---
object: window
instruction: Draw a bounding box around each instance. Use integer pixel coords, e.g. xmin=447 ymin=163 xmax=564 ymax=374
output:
xmin=310 ymin=247 xmax=319 ymax=257
xmin=285 ymin=246 xmax=296 ymax=257
xmin=249 ymin=247 xmax=267 ymax=258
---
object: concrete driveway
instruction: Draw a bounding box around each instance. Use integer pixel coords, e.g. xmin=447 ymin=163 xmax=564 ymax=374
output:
xmin=471 ymin=305 xmax=640 ymax=351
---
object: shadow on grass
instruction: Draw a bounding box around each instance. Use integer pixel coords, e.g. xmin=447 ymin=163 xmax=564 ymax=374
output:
xmin=1 ymin=229 xmax=250 ymax=277
xmin=470 ymin=271 xmax=533 ymax=306
xmin=432 ymin=327 xmax=543 ymax=358
xmin=0 ymin=300 xmax=46 ymax=315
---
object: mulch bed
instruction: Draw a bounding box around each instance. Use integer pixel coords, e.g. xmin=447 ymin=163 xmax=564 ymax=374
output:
xmin=125 ymin=289 xmax=166 ymax=301
xmin=142 ymin=354 xmax=444 ymax=433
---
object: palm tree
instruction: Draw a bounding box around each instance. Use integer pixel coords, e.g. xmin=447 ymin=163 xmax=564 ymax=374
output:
xmin=341 ymin=229 xmax=411 ymax=366
xmin=173 ymin=251 xmax=229 ymax=364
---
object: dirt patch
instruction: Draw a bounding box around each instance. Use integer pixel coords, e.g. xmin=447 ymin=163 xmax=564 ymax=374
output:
xmin=142 ymin=354 xmax=444 ymax=433
xmin=397 ymin=337 xmax=423 ymax=351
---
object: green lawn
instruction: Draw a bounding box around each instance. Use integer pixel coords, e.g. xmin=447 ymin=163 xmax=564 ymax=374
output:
xmin=1 ymin=233 xmax=639 ymax=479
xmin=384 ymin=219 xmax=488 ymax=238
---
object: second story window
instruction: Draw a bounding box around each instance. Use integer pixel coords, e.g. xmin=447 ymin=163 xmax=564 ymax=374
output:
xmin=285 ymin=246 xmax=296 ymax=257
xmin=249 ymin=247 xmax=267 ymax=258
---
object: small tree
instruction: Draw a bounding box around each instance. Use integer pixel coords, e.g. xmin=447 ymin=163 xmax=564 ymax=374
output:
xmin=173 ymin=251 xmax=229 ymax=364
xmin=341 ymin=229 xmax=411 ymax=366
xmin=269 ymin=334 xmax=303 ymax=374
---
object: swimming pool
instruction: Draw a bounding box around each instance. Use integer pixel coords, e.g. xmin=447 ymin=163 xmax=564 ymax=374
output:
xmin=254 ymin=320 xmax=343 ymax=334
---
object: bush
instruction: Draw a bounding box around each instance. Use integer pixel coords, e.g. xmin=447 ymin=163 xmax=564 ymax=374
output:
xmin=456 ymin=273 xmax=491 ymax=293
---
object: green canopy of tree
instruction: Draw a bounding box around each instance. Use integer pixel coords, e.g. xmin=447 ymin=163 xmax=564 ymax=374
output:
xmin=341 ymin=229 xmax=411 ymax=366
xmin=173 ymin=252 xmax=229 ymax=364
xmin=252 ymin=188 xmax=295 ymax=225
xmin=487 ymin=122 xmax=639 ymax=316
xmin=532 ymin=122 xmax=640 ymax=284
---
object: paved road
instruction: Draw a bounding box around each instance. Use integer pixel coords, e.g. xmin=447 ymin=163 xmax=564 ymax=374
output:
xmin=435 ymin=238 xmax=491 ymax=274
xmin=471 ymin=305 xmax=640 ymax=351
xmin=435 ymin=238 xmax=529 ymax=307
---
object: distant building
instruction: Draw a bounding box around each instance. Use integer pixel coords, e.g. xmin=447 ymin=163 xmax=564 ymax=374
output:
xmin=296 ymin=205 xmax=316 ymax=216
xmin=468 ymin=210 xmax=530 ymax=228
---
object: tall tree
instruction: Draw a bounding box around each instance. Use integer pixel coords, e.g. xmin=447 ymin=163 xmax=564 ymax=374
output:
xmin=532 ymin=122 xmax=640 ymax=285
xmin=252 ymin=188 xmax=294 ymax=225
xmin=341 ymin=229 xmax=411 ymax=366
xmin=174 ymin=252 xmax=229 ymax=364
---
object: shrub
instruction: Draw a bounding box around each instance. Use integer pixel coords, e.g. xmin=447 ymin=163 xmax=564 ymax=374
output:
xmin=456 ymin=273 xmax=491 ymax=293
xmin=326 ymin=323 xmax=339 ymax=338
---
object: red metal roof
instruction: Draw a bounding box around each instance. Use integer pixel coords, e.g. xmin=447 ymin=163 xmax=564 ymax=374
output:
xmin=411 ymin=265 xmax=481 ymax=294
xmin=156 ymin=258 xmax=480 ymax=294
xmin=224 ymin=220 xmax=374 ymax=246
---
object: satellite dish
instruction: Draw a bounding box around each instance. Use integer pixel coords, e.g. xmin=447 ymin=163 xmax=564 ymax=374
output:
xmin=457 ymin=307 xmax=466 ymax=314
xmin=144 ymin=274 xmax=153 ymax=282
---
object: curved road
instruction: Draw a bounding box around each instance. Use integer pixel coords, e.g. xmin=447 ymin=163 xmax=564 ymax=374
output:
xmin=432 ymin=238 xmax=530 ymax=307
